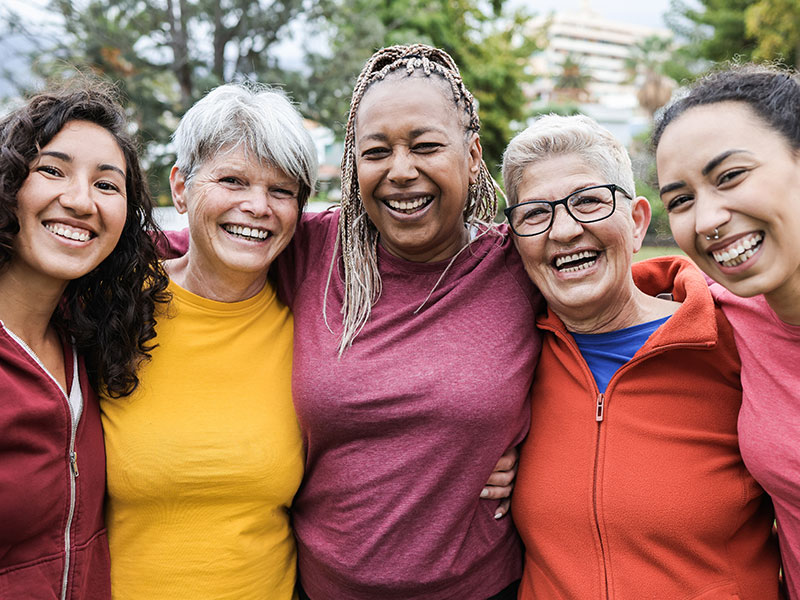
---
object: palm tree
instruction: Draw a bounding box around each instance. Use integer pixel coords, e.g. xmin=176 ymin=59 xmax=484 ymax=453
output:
xmin=625 ymin=35 xmax=675 ymax=118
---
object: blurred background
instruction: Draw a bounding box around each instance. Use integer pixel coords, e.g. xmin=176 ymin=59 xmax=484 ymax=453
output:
xmin=2 ymin=0 xmax=797 ymax=252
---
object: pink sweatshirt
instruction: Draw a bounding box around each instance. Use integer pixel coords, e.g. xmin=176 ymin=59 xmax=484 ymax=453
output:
xmin=277 ymin=210 xmax=541 ymax=599
xmin=710 ymin=284 xmax=800 ymax=598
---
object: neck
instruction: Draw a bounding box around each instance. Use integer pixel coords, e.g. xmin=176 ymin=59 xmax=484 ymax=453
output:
xmin=764 ymin=271 xmax=800 ymax=325
xmin=558 ymin=278 xmax=678 ymax=334
xmin=381 ymin=226 xmax=470 ymax=263
xmin=0 ymin=262 xmax=66 ymax=348
xmin=164 ymin=253 xmax=268 ymax=303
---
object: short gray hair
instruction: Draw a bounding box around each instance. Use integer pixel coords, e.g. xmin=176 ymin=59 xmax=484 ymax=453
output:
xmin=502 ymin=114 xmax=634 ymax=207
xmin=172 ymin=82 xmax=318 ymax=210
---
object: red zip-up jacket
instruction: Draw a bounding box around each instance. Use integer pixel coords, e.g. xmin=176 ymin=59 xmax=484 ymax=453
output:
xmin=0 ymin=322 xmax=110 ymax=599
xmin=514 ymin=256 xmax=780 ymax=599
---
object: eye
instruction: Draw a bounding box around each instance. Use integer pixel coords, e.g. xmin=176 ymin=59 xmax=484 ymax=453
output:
xmin=718 ymin=168 xmax=747 ymax=186
xmin=665 ymin=194 xmax=693 ymax=212
xmin=361 ymin=147 xmax=390 ymax=159
xmin=95 ymin=180 xmax=122 ymax=193
xmin=572 ymin=194 xmax=603 ymax=206
xmin=219 ymin=176 xmax=244 ymax=186
xmin=413 ymin=142 xmax=442 ymax=153
xmin=271 ymin=187 xmax=298 ymax=199
xmin=517 ymin=205 xmax=551 ymax=223
xmin=36 ymin=165 xmax=63 ymax=177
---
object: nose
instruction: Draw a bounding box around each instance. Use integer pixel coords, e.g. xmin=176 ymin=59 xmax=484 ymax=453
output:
xmin=58 ymin=179 xmax=95 ymax=215
xmin=693 ymin=192 xmax=731 ymax=240
xmin=387 ymin=149 xmax=418 ymax=183
xmin=548 ymin=204 xmax=583 ymax=242
xmin=239 ymin=187 xmax=275 ymax=218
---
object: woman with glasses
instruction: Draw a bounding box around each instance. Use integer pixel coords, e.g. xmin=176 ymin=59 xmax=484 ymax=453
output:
xmin=502 ymin=114 xmax=780 ymax=598
xmin=654 ymin=64 xmax=800 ymax=597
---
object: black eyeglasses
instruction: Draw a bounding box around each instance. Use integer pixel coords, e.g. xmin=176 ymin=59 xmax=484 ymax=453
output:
xmin=504 ymin=184 xmax=632 ymax=237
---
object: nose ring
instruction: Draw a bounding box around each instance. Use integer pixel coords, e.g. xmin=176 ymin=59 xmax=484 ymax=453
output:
xmin=705 ymin=228 xmax=719 ymax=241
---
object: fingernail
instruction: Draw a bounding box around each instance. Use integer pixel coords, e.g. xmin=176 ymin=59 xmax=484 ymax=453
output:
xmin=494 ymin=512 xmax=503 ymax=520
xmin=480 ymin=488 xmax=489 ymax=498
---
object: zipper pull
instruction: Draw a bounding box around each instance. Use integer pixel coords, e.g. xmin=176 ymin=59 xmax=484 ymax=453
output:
xmin=70 ymin=451 xmax=79 ymax=477
xmin=595 ymin=393 xmax=605 ymax=422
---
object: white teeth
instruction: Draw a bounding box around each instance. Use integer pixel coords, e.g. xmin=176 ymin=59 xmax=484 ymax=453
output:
xmin=45 ymin=223 xmax=91 ymax=242
xmin=711 ymin=233 xmax=764 ymax=267
xmin=224 ymin=224 xmax=270 ymax=240
xmin=385 ymin=196 xmax=433 ymax=212
xmin=560 ymin=261 xmax=594 ymax=273
xmin=555 ymin=250 xmax=598 ymax=268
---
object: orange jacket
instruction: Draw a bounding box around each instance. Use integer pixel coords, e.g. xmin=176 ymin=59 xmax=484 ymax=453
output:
xmin=514 ymin=256 xmax=780 ymax=599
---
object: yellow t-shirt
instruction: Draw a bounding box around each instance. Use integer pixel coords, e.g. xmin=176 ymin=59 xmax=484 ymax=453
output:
xmin=101 ymin=279 xmax=303 ymax=600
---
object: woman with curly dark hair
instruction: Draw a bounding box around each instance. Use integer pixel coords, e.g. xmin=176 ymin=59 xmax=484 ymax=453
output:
xmin=0 ymin=81 xmax=168 ymax=599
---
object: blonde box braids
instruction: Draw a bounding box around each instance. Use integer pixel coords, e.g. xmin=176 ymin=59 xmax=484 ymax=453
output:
xmin=327 ymin=44 xmax=498 ymax=355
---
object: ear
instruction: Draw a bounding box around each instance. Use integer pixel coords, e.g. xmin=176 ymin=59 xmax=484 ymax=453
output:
xmin=169 ymin=166 xmax=189 ymax=214
xmin=466 ymin=133 xmax=482 ymax=185
xmin=630 ymin=196 xmax=651 ymax=253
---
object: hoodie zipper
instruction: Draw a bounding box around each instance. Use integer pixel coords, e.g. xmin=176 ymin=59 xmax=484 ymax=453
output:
xmin=2 ymin=324 xmax=79 ymax=600
xmin=545 ymin=322 xmax=708 ymax=600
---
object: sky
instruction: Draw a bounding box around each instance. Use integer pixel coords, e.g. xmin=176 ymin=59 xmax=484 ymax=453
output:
xmin=524 ymin=0 xmax=673 ymax=29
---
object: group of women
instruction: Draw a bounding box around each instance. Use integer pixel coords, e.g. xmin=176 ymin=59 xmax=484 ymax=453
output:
xmin=0 ymin=41 xmax=797 ymax=600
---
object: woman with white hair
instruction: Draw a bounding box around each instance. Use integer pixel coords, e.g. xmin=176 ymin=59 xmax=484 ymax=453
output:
xmin=503 ymin=114 xmax=780 ymax=598
xmin=100 ymin=83 xmax=318 ymax=599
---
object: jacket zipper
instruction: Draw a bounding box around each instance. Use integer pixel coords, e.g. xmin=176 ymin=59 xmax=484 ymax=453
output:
xmin=592 ymin=392 xmax=609 ymax=599
xmin=1 ymin=324 xmax=79 ymax=600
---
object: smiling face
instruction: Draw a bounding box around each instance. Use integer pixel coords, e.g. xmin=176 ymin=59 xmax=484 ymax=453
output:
xmin=511 ymin=154 xmax=650 ymax=326
xmin=11 ymin=120 xmax=128 ymax=291
xmin=354 ymin=75 xmax=481 ymax=263
xmin=170 ymin=147 xmax=299 ymax=297
xmin=656 ymin=101 xmax=800 ymax=304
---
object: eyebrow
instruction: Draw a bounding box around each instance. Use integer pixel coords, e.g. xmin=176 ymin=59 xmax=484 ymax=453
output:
xmin=658 ymin=181 xmax=685 ymax=197
xmin=358 ymin=126 xmax=446 ymax=143
xmin=40 ymin=150 xmax=125 ymax=178
xmin=520 ymin=183 xmax=599 ymax=203
xmin=701 ymin=149 xmax=749 ymax=176
xmin=659 ymin=149 xmax=752 ymax=197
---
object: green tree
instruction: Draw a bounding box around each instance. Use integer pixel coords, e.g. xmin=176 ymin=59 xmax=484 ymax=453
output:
xmin=624 ymin=36 xmax=675 ymax=118
xmin=553 ymin=54 xmax=590 ymax=103
xmin=290 ymin=0 xmax=537 ymax=175
xmin=3 ymin=0 xmax=311 ymax=200
xmin=745 ymin=0 xmax=800 ymax=66
xmin=665 ymin=0 xmax=758 ymax=75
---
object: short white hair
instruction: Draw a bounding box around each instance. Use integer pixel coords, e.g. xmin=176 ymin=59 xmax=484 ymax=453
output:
xmin=502 ymin=114 xmax=634 ymax=206
xmin=172 ymin=82 xmax=318 ymax=207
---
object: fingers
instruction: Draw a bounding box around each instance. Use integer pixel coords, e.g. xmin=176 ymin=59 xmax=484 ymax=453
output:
xmin=480 ymin=482 xmax=513 ymax=500
xmin=494 ymin=498 xmax=511 ymax=519
xmin=485 ymin=468 xmax=515 ymax=488
xmin=494 ymin=446 xmax=519 ymax=473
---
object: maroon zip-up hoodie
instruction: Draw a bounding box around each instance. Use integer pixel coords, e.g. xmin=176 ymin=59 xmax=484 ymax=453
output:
xmin=0 ymin=323 xmax=110 ymax=599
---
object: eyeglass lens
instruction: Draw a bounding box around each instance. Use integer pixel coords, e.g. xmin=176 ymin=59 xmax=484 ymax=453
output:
xmin=509 ymin=186 xmax=615 ymax=236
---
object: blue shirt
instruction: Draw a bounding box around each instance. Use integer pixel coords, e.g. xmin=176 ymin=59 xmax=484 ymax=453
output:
xmin=572 ymin=316 xmax=670 ymax=393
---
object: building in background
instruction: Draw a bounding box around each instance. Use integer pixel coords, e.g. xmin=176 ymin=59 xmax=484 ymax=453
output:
xmin=526 ymin=0 xmax=672 ymax=144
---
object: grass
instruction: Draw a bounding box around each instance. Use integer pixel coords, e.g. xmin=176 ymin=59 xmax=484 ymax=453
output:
xmin=635 ymin=246 xmax=685 ymax=262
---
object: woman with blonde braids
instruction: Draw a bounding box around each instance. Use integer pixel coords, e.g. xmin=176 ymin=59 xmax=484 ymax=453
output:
xmin=276 ymin=44 xmax=541 ymax=599
xmin=161 ymin=43 xmax=540 ymax=597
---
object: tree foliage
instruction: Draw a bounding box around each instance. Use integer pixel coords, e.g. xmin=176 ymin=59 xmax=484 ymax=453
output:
xmin=745 ymin=0 xmax=800 ymax=66
xmin=3 ymin=0 xmax=310 ymax=199
xmin=666 ymin=0 xmax=758 ymax=66
xmin=291 ymin=0 xmax=538 ymax=175
xmin=665 ymin=0 xmax=800 ymax=80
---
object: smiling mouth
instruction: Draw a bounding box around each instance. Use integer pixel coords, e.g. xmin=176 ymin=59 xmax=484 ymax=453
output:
xmin=711 ymin=232 xmax=763 ymax=268
xmin=222 ymin=224 xmax=271 ymax=241
xmin=554 ymin=250 xmax=599 ymax=273
xmin=45 ymin=223 xmax=93 ymax=242
xmin=382 ymin=195 xmax=434 ymax=215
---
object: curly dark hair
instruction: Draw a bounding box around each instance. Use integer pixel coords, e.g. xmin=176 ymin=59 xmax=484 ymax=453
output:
xmin=0 ymin=79 xmax=170 ymax=397
xmin=653 ymin=63 xmax=800 ymax=150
